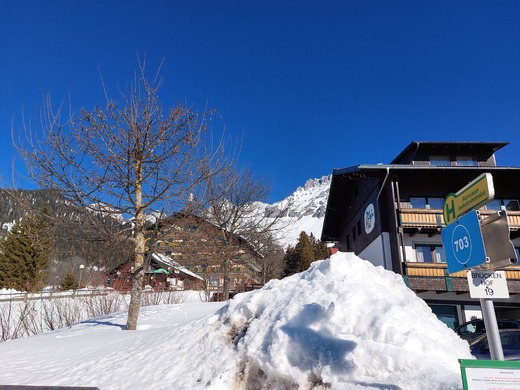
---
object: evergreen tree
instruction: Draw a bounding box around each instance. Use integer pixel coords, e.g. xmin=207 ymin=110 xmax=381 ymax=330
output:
xmin=0 ymin=211 xmax=53 ymax=291
xmin=282 ymin=231 xmax=331 ymax=277
xmin=59 ymin=269 xmax=78 ymax=291
xmin=282 ymin=246 xmax=299 ymax=277
xmin=310 ymin=233 xmax=330 ymax=261
xmin=295 ymin=231 xmax=314 ymax=272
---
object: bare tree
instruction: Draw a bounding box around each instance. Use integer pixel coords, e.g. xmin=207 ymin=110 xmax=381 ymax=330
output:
xmin=259 ymin=236 xmax=285 ymax=281
xmin=13 ymin=61 xmax=225 ymax=330
xmin=199 ymin=166 xmax=290 ymax=300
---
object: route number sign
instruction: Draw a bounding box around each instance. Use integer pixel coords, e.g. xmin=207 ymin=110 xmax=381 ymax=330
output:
xmin=442 ymin=210 xmax=487 ymax=274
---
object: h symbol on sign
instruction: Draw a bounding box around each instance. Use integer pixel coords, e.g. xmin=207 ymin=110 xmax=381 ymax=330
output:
xmin=445 ymin=199 xmax=456 ymax=223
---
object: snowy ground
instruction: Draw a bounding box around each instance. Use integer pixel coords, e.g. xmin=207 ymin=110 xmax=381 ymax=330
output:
xmin=0 ymin=252 xmax=473 ymax=389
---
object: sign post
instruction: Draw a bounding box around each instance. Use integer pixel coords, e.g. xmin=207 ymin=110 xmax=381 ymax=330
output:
xmin=443 ymin=173 xmax=494 ymax=225
xmin=442 ymin=173 xmax=507 ymax=362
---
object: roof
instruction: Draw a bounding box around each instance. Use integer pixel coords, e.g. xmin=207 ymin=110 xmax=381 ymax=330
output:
xmin=333 ymin=164 xmax=520 ymax=176
xmin=322 ymin=164 xmax=520 ymax=242
xmin=152 ymin=253 xmax=204 ymax=281
xmin=390 ymin=141 xmax=508 ymax=164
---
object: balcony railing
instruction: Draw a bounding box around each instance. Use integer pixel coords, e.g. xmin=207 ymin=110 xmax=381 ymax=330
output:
xmin=399 ymin=208 xmax=520 ymax=230
xmin=403 ymin=262 xmax=520 ymax=293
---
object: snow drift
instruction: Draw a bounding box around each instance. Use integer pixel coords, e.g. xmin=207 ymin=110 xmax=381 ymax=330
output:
xmin=0 ymin=252 xmax=472 ymax=389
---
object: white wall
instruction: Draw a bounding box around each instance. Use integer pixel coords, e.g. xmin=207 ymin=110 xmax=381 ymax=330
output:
xmin=359 ymin=233 xmax=392 ymax=270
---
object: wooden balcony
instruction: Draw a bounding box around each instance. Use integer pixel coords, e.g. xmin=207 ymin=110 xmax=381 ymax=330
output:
xmin=399 ymin=209 xmax=520 ymax=235
xmin=406 ymin=262 xmax=520 ymax=278
xmin=403 ymin=262 xmax=520 ymax=293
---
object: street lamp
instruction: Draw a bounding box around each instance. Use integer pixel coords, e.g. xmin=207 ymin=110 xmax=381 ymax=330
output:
xmin=78 ymin=264 xmax=85 ymax=291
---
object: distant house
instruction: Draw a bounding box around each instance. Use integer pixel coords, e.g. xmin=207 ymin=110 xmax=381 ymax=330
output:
xmin=107 ymin=252 xmax=204 ymax=291
xmin=322 ymin=141 xmax=520 ymax=329
xmin=153 ymin=212 xmax=264 ymax=296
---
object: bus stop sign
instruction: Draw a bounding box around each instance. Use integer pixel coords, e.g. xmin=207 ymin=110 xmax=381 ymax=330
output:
xmin=442 ymin=210 xmax=487 ymax=274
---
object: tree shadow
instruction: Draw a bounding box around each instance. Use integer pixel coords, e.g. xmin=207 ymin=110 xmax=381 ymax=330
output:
xmin=80 ymin=319 xmax=126 ymax=330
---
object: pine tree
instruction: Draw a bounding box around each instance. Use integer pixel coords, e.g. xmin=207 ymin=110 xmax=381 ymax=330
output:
xmin=282 ymin=246 xmax=300 ymax=277
xmin=295 ymin=231 xmax=314 ymax=272
xmin=282 ymin=231 xmax=331 ymax=277
xmin=310 ymin=233 xmax=330 ymax=261
xmin=59 ymin=270 xmax=78 ymax=291
xmin=0 ymin=211 xmax=53 ymax=291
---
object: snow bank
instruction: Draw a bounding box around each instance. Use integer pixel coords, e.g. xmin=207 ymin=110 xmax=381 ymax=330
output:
xmin=206 ymin=252 xmax=472 ymax=389
xmin=0 ymin=252 xmax=472 ymax=390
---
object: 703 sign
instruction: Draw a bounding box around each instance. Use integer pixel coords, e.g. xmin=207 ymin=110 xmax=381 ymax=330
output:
xmin=442 ymin=210 xmax=487 ymax=274
xmin=454 ymin=235 xmax=470 ymax=252
xmin=452 ymin=224 xmax=472 ymax=264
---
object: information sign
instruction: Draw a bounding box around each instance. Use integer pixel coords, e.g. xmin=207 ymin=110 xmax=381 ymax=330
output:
xmin=467 ymin=270 xmax=509 ymax=299
xmin=443 ymin=173 xmax=494 ymax=225
xmin=460 ymin=359 xmax=520 ymax=390
xmin=442 ymin=210 xmax=487 ymax=274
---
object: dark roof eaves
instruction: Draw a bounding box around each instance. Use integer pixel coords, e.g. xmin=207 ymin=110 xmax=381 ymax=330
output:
xmin=332 ymin=164 xmax=520 ymax=176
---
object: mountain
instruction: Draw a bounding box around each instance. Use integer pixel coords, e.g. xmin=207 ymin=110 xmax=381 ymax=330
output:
xmin=260 ymin=175 xmax=331 ymax=248
xmin=0 ymin=175 xmax=332 ymax=250
xmin=0 ymin=189 xmax=69 ymax=233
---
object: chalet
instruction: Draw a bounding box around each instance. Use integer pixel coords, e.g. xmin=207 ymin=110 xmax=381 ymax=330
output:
xmin=322 ymin=141 xmax=520 ymax=329
xmin=153 ymin=213 xmax=264 ymax=296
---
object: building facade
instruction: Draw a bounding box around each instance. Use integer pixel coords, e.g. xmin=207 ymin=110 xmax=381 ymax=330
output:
xmin=154 ymin=213 xmax=264 ymax=297
xmin=322 ymin=141 xmax=520 ymax=328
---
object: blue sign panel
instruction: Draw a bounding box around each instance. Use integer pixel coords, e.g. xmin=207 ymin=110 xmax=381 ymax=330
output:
xmin=441 ymin=210 xmax=487 ymax=274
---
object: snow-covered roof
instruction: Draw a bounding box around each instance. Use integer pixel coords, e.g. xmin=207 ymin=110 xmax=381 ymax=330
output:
xmin=152 ymin=253 xmax=203 ymax=281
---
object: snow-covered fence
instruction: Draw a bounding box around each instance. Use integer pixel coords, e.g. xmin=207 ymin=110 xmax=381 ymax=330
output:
xmin=0 ymin=289 xmax=207 ymax=342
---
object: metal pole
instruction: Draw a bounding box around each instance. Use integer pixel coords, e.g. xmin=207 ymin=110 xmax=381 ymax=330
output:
xmin=480 ymin=297 xmax=504 ymax=360
xmin=78 ymin=264 xmax=84 ymax=291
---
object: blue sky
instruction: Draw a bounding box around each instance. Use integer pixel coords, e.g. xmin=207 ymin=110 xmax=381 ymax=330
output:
xmin=2 ymin=1 xmax=520 ymax=203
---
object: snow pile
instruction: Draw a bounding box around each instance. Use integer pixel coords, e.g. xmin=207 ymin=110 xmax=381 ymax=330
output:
xmin=0 ymin=252 xmax=472 ymax=389
xmin=213 ymin=252 xmax=472 ymax=389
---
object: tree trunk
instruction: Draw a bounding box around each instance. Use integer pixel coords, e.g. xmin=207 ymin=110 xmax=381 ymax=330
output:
xmin=222 ymin=260 xmax=231 ymax=301
xmin=126 ymin=161 xmax=145 ymax=330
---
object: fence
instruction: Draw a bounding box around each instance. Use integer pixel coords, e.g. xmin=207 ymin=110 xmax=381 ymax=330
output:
xmin=0 ymin=288 xmax=207 ymax=342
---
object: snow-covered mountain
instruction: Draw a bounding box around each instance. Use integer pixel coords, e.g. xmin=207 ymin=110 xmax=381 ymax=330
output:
xmin=260 ymin=175 xmax=331 ymax=248
xmin=0 ymin=176 xmax=332 ymax=249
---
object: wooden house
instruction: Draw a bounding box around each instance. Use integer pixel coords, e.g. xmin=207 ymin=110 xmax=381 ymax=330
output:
xmin=153 ymin=212 xmax=264 ymax=296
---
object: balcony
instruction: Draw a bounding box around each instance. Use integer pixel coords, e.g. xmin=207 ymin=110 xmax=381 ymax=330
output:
xmin=399 ymin=209 xmax=520 ymax=238
xmin=403 ymin=262 xmax=520 ymax=293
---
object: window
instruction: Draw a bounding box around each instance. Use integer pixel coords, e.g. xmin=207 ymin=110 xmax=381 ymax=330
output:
xmin=485 ymin=199 xmax=520 ymax=211
xmin=456 ymin=156 xmax=478 ymax=166
xmin=434 ymin=246 xmax=446 ymax=263
xmin=486 ymin=199 xmax=501 ymax=211
xmin=416 ymin=245 xmax=433 ymax=263
xmin=428 ymin=198 xmax=445 ymax=210
xmin=209 ymin=276 xmax=219 ymax=287
xmin=410 ymin=197 xmax=426 ymax=209
xmin=415 ymin=244 xmax=446 ymax=263
xmin=409 ymin=197 xmax=444 ymax=209
xmin=430 ymin=155 xmax=450 ymax=166
xmin=431 ymin=305 xmax=459 ymax=329
xmin=505 ymin=200 xmax=520 ymax=211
